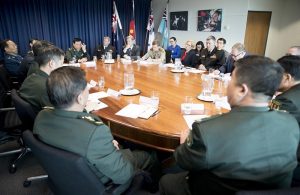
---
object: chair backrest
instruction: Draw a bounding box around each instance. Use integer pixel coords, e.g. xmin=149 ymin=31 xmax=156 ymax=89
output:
xmin=11 ymin=89 xmax=36 ymax=130
xmin=165 ymin=49 xmax=172 ymax=63
xmin=22 ymin=130 xmax=106 ymax=195
xmin=0 ymin=65 xmax=13 ymax=91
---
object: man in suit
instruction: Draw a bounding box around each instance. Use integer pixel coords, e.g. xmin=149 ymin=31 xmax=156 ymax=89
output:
xmin=270 ymin=55 xmax=300 ymax=186
xmin=198 ymin=35 xmax=225 ymax=70
xmin=121 ymin=35 xmax=140 ymax=60
xmin=95 ymin=36 xmax=116 ymax=60
xmin=65 ymin=38 xmax=89 ymax=63
xmin=19 ymin=45 xmax=64 ymax=114
xmin=160 ymin=56 xmax=299 ymax=195
xmin=33 ymin=66 xmax=158 ymax=190
xmin=0 ymin=39 xmax=23 ymax=77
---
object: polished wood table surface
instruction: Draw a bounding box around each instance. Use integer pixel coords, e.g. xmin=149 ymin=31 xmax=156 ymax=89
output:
xmin=83 ymin=61 xmax=228 ymax=152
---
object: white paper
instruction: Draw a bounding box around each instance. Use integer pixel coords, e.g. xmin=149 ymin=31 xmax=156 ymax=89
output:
xmin=63 ymin=63 xmax=80 ymax=67
xmin=181 ymin=103 xmax=204 ymax=114
xmin=88 ymin=92 xmax=109 ymax=101
xmin=183 ymin=115 xmax=209 ymax=129
xmin=189 ymin=69 xmax=206 ymax=74
xmin=139 ymin=96 xmax=159 ymax=108
xmin=85 ymin=101 xmax=108 ymax=113
xmin=215 ymin=96 xmax=231 ymax=110
xmin=89 ymin=80 xmax=97 ymax=87
xmin=164 ymin=63 xmax=175 ymax=68
xmin=107 ymin=88 xmax=120 ymax=97
xmin=115 ymin=104 xmax=157 ymax=119
xmin=83 ymin=61 xmax=96 ymax=67
xmin=104 ymin=59 xmax=115 ymax=64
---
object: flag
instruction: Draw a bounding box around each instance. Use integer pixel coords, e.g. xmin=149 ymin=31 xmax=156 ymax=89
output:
xmin=129 ymin=0 xmax=136 ymax=38
xmin=112 ymin=1 xmax=123 ymax=51
xmin=146 ymin=7 xmax=154 ymax=51
xmin=158 ymin=7 xmax=169 ymax=49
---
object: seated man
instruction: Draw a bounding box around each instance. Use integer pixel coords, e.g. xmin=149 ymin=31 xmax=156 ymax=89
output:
xmin=271 ymin=55 xmax=300 ymax=185
xmin=198 ymin=35 xmax=225 ymax=71
xmin=160 ymin=56 xmax=299 ymax=195
xmin=142 ymin=40 xmax=165 ymax=63
xmin=287 ymin=46 xmax=300 ymax=56
xmin=167 ymin=37 xmax=181 ymax=62
xmin=66 ymin=38 xmax=89 ymax=63
xmin=0 ymin=39 xmax=23 ymax=77
xmin=216 ymin=43 xmax=248 ymax=74
xmin=121 ymin=35 xmax=140 ymax=60
xmin=216 ymin=38 xmax=230 ymax=60
xmin=95 ymin=36 xmax=116 ymax=59
xmin=33 ymin=66 xmax=158 ymax=190
xmin=20 ymin=45 xmax=64 ymax=114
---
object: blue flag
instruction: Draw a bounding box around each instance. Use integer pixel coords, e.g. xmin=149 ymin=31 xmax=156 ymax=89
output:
xmin=158 ymin=8 xmax=168 ymax=49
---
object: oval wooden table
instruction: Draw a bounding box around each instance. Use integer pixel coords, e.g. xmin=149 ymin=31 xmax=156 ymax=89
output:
xmin=83 ymin=61 xmax=228 ymax=152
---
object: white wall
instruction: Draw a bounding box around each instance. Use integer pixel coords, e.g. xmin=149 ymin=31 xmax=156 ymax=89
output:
xmin=152 ymin=0 xmax=300 ymax=59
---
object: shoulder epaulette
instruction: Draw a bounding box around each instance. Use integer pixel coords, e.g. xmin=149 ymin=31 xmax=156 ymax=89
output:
xmin=270 ymin=99 xmax=281 ymax=110
xmin=43 ymin=106 xmax=54 ymax=110
xmin=78 ymin=115 xmax=103 ymax=126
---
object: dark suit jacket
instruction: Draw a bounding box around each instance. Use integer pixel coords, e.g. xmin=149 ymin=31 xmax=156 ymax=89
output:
xmin=95 ymin=44 xmax=116 ymax=59
xmin=181 ymin=49 xmax=197 ymax=68
xmin=200 ymin=47 xmax=225 ymax=69
xmin=121 ymin=45 xmax=140 ymax=60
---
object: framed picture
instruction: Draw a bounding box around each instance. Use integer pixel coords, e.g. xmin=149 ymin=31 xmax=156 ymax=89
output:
xmin=170 ymin=11 xmax=188 ymax=31
xmin=197 ymin=9 xmax=222 ymax=32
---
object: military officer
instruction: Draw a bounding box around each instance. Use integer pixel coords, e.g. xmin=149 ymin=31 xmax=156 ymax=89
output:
xmin=65 ymin=38 xmax=90 ymax=63
xmin=142 ymin=40 xmax=166 ymax=63
xmin=0 ymin=39 xmax=23 ymax=76
xmin=33 ymin=66 xmax=157 ymax=192
xmin=121 ymin=35 xmax=140 ymax=60
xmin=20 ymin=45 xmax=64 ymax=114
xmin=159 ymin=56 xmax=300 ymax=195
xmin=95 ymin=36 xmax=116 ymax=59
xmin=271 ymin=55 xmax=300 ymax=186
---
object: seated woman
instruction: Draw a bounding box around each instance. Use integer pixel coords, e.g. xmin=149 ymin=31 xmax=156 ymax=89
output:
xmin=142 ymin=40 xmax=165 ymax=63
xmin=181 ymin=40 xmax=197 ymax=68
xmin=194 ymin=41 xmax=205 ymax=65
xmin=121 ymin=35 xmax=140 ymax=60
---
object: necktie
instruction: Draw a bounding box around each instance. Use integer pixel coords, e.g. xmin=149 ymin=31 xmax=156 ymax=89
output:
xmin=181 ymin=51 xmax=187 ymax=61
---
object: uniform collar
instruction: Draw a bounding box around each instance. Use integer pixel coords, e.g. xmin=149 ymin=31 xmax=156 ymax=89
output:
xmin=231 ymin=106 xmax=270 ymax=112
xmin=53 ymin=109 xmax=87 ymax=119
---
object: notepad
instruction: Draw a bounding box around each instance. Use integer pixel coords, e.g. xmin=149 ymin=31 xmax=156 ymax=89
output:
xmin=115 ymin=104 xmax=158 ymax=119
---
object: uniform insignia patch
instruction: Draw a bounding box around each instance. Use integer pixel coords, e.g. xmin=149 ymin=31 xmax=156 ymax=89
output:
xmin=79 ymin=115 xmax=103 ymax=126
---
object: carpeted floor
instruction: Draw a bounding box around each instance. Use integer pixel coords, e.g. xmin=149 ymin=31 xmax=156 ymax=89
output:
xmin=0 ymin=139 xmax=52 ymax=195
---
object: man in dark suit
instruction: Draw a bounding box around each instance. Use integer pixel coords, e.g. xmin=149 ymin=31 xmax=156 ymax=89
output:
xmin=181 ymin=40 xmax=197 ymax=68
xmin=95 ymin=36 xmax=116 ymax=60
xmin=121 ymin=35 xmax=140 ymax=60
xmin=33 ymin=66 xmax=158 ymax=190
xmin=160 ymin=56 xmax=299 ymax=195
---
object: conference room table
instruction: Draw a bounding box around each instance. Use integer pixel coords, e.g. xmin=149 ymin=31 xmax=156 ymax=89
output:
xmin=83 ymin=60 xmax=229 ymax=152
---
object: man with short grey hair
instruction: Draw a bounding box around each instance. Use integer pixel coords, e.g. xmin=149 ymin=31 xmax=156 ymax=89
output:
xmin=95 ymin=36 xmax=116 ymax=59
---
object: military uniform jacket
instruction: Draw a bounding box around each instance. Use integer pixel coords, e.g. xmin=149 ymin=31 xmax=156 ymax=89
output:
xmin=142 ymin=47 xmax=166 ymax=62
xmin=33 ymin=109 xmax=134 ymax=185
xmin=65 ymin=47 xmax=90 ymax=62
xmin=273 ymin=83 xmax=300 ymax=127
xmin=4 ymin=53 xmax=23 ymax=76
xmin=174 ymin=106 xmax=299 ymax=188
xmin=19 ymin=69 xmax=51 ymax=114
xmin=200 ymin=47 xmax=225 ymax=69
xmin=95 ymin=44 xmax=116 ymax=59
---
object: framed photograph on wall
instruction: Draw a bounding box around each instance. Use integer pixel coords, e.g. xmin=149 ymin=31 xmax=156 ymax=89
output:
xmin=170 ymin=11 xmax=188 ymax=31
xmin=197 ymin=9 xmax=222 ymax=32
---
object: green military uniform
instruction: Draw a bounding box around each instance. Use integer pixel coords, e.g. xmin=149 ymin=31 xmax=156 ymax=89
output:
xmin=33 ymin=108 xmax=156 ymax=185
xmin=160 ymin=106 xmax=299 ymax=195
xmin=19 ymin=69 xmax=51 ymax=114
xmin=142 ymin=47 xmax=166 ymax=62
xmin=65 ymin=47 xmax=90 ymax=62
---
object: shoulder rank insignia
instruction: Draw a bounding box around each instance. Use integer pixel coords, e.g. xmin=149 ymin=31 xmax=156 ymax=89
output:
xmin=43 ymin=106 xmax=54 ymax=110
xmin=79 ymin=116 xmax=103 ymax=126
xmin=270 ymin=99 xmax=281 ymax=110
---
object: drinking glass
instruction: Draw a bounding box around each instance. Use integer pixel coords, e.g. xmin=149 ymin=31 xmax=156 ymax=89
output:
xmin=151 ymin=91 xmax=159 ymax=109
xmin=98 ymin=76 xmax=105 ymax=90
xmin=182 ymin=96 xmax=193 ymax=114
xmin=93 ymin=56 xmax=97 ymax=62
xmin=124 ymin=72 xmax=135 ymax=90
xmin=174 ymin=58 xmax=181 ymax=70
xmin=201 ymin=74 xmax=214 ymax=96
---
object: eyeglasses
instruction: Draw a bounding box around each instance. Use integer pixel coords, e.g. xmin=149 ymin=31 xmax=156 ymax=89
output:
xmin=231 ymin=52 xmax=243 ymax=58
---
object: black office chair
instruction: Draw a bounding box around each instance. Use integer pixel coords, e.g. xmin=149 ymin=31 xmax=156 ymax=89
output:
xmin=22 ymin=130 xmax=136 ymax=195
xmin=0 ymin=65 xmax=19 ymax=91
xmin=236 ymin=187 xmax=300 ymax=195
xmin=165 ymin=49 xmax=172 ymax=63
xmin=8 ymin=89 xmax=36 ymax=173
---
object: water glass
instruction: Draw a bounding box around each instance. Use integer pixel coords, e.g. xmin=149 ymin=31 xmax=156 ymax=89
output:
xmin=93 ymin=56 xmax=97 ymax=62
xmin=151 ymin=91 xmax=159 ymax=109
xmin=106 ymin=52 xmax=112 ymax=60
xmin=117 ymin=54 xmax=121 ymax=62
xmin=98 ymin=76 xmax=105 ymax=90
xmin=174 ymin=58 xmax=181 ymax=70
xmin=182 ymin=96 xmax=193 ymax=114
xmin=124 ymin=72 xmax=135 ymax=90
xmin=201 ymin=74 xmax=214 ymax=96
